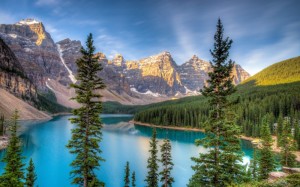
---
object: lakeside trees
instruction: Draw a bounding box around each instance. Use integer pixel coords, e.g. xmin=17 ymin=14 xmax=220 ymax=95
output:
xmin=159 ymin=139 xmax=174 ymax=187
xmin=131 ymin=171 xmax=136 ymax=187
xmin=248 ymin=148 xmax=259 ymax=181
xmin=124 ymin=162 xmax=130 ymax=187
xmin=0 ymin=110 xmax=24 ymax=186
xmin=25 ymin=158 xmax=37 ymax=187
xmin=0 ymin=110 xmax=37 ymax=187
xmin=279 ymin=118 xmax=297 ymax=167
xmin=0 ymin=115 xmax=5 ymax=136
xmin=145 ymin=128 xmax=159 ymax=187
xmin=188 ymin=19 xmax=245 ymax=186
xmin=66 ymin=33 xmax=106 ymax=187
xmin=258 ymin=116 xmax=276 ymax=180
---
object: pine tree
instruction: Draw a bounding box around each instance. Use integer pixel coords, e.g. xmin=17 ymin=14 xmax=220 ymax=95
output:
xmin=145 ymin=128 xmax=159 ymax=187
xmin=0 ymin=115 xmax=5 ymax=136
xmin=258 ymin=115 xmax=276 ymax=180
xmin=0 ymin=110 xmax=24 ymax=187
xmin=276 ymin=113 xmax=283 ymax=147
xmin=279 ymin=118 xmax=297 ymax=167
xmin=248 ymin=148 xmax=259 ymax=180
xmin=124 ymin=161 xmax=130 ymax=187
xmin=25 ymin=158 xmax=37 ymax=187
xmin=189 ymin=18 xmax=244 ymax=187
xmin=159 ymin=139 xmax=174 ymax=187
xmin=220 ymin=111 xmax=245 ymax=184
xmin=131 ymin=171 xmax=136 ymax=187
xmin=66 ymin=33 xmax=106 ymax=187
xmin=294 ymin=121 xmax=300 ymax=150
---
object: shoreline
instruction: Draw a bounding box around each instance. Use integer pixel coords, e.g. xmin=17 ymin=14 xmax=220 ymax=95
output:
xmin=50 ymin=112 xmax=72 ymax=117
xmin=130 ymin=120 xmax=205 ymax=132
xmin=131 ymin=120 xmax=300 ymax=162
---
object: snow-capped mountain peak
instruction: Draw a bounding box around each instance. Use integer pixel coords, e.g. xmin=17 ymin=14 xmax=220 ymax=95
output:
xmin=16 ymin=18 xmax=41 ymax=25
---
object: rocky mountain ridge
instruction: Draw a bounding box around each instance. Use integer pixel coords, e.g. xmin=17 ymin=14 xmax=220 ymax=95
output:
xmin=0 ymin=19 xmax=71 ymax=90
xmin=0 ymin=18 xmax=251 ymax=106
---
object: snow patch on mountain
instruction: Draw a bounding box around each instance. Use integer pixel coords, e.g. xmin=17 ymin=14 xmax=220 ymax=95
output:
xmin=17 ymin=19 xmax=40 ymax=25
xmin=46 ymin=79 xmax=55 ymax=92
xmin=8 ymin=34 xmax=17 ymax=38
xmin=130 ymin=88 xmax=161 ymax=97
xmin=56 ymin=44 xmax=77 ymax=83
xmin=184 ymin=86 xmax=199 ymax=96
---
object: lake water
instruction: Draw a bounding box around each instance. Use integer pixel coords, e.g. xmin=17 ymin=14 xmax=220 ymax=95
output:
xmin=0 ymin=114 xmax=253 ymax=187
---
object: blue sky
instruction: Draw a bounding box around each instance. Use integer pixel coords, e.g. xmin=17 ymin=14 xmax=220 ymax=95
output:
xmin=0 ymin=0 xmax=299 ymax=75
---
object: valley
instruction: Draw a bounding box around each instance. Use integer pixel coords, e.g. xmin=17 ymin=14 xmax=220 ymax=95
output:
xmin=0 ymin=1 xmax=299 ymax=185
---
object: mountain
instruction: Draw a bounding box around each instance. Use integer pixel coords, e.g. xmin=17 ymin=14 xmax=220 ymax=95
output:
xmin=178 ymin=55 xmax=250 ymax=92
xmin=0 ymin=18 xmax=250 ymax=108
xmin=242 ymin=56 xmax=300 ymax=86
xmin=0 ymin=19 xmax=71 ymax=90
xmin=57 ymin=41 xmax=249 ymax=103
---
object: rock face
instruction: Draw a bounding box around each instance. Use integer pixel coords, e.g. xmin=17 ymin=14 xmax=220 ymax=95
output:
xmin=56 ymin=38 xmax=81 ymax=83
xmin=178 ymin=55 xmax=211 ymax=93
xmin=96 ymin=52 xmax=185 ymax=97
xmin=231 ymin=64 xmax=251 ymax=85
xmin=0 ymin=37 xmax=36 ymax=101
xmin=0 ymin=19 xmax=71 ymax=90
xmin=178 ymin=55 xmax=250 ymax=93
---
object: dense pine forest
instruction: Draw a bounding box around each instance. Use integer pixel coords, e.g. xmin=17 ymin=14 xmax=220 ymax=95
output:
xmin=134 ymin=57 xmax=300 ymax=149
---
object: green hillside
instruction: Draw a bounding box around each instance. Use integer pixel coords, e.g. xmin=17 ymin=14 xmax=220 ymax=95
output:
xmin=131 ymin=56 xmax=300 ymax=147
xmin=242 ymin=56 xmax=300 ymax=86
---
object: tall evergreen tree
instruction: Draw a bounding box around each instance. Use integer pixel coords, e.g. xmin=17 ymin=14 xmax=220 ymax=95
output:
xmin=159 ymin=139 xmax=174 ymax=187
xmin=276 ymin=113 xmax=283 ymax=147
xmin=131 ymin=171 xmax=136 ymax=187
xmin=0 ymin=115 xmax=5 ymax=136
xmin=66 ymin=33 xmax=105 ymax=187
xmin=25 ymin=158 xmax=37 ymax=187
xmin=279 ymin=118 xmax=297 ymax=167
xmin=258 ymin=116 xmax=276 ymax=180
xmin=124 ymin=161 xmax=130 ymax=187
xmin=248 ymin=148 xmax=259 ymax=180
xmin=189 ymin=18 xmax=244 ymax=187
xmin=0 ymin=110 xmax=24 ymax=187
xmin=145 ymin=128 xmax=159 ymax=187
xmin=294 ymin=121 xmax=300 ymax=150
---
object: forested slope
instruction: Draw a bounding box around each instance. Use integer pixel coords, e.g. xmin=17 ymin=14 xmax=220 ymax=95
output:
xmin=133 ymin=57 xmax=300 ymax=147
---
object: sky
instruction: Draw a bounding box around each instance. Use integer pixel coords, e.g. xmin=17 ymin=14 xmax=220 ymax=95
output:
xmin=0 ymin=0 xmax=299 ymax=75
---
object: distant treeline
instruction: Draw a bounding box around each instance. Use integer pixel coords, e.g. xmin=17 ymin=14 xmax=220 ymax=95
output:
xmin=134 ymin=81 xmax=300 ymax=149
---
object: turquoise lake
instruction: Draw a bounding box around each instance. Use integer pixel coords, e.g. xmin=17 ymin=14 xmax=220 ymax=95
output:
xmin=0 ymin=114 xmax=254 ymax=186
